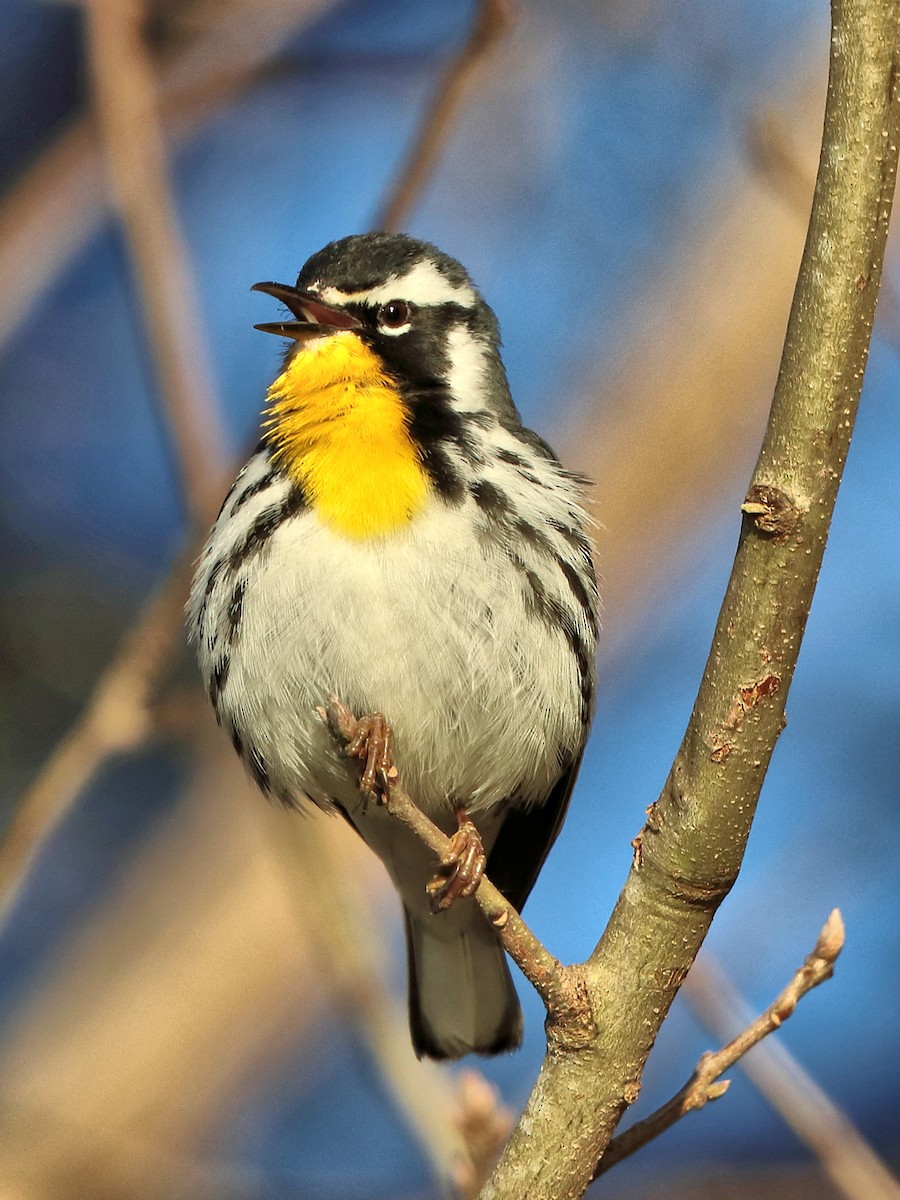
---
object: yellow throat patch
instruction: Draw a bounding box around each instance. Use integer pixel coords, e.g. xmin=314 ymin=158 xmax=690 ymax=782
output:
xmin=263 ymin=333 xmax=428 ymax=538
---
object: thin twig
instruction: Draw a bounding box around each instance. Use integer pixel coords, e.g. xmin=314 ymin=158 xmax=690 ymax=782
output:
xmin=595 ymin=910 xmax=845 ymax=1177
xmin=83 ymin=0 xmax=228 ymax=525
xmin=684 ymin=936 xmax=900 ymax=1200
xmin=373 ymin=0 xmax=516 ymax=232
xmin=321 ymin=698 xmax=593 ymax=1041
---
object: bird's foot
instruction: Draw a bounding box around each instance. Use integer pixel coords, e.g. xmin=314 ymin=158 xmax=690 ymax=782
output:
xmin=426 ymin=807 xmax=486 ymax=912
xmin=321 ymin=696 xmax=395 ymax=805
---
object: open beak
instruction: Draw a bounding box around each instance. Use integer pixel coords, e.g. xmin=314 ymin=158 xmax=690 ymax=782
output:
xmin=251 ymin=280 xmax=363 ymax=340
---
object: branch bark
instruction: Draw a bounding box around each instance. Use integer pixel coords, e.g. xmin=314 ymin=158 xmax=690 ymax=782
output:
xmin=477 ymin=3 xmax=899 ymax=1196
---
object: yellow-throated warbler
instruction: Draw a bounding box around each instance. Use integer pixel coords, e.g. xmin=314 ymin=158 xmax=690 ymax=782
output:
xmin=189 ymin=234 xmax=598 ymax=1058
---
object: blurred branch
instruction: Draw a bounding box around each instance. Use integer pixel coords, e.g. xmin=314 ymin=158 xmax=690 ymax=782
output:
xmin=0 ymin=0 xmax=337 ymax=352
xmin=0 ymin=0 xmax=240 ymax=926
xmin=684 ymin=939 xmax=900 ymax=1200
xmin=453 ymin=1071 xmax=515 ymax=1200
xmin=273 ymin=809 xmax=473 ymax=1185
xmin=595 ymin=911 xmax=846 ymax=1177
xmin=480 ymin=2 xmax=899 ymax=1195
xmin=747 ymin=106 xmax=820 ymax=215
xmin=0 ymin=550 xmax=194 ymax=929
xmin=0 ymin=732 xmax=332 ymax=1199
xmin=563 ymin=65 xmax=825 ymax=659
xmin=747 ymin=105 xmax=900 ymax=354
xmin=84 ymin=0 xmax=227 ymax=525
xmin=373 ymin=0 xmax=516 ymax=233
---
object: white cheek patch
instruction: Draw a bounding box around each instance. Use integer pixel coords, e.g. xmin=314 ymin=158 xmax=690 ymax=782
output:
xmin=445 ymin=324 xmax=491 ymax=411
xmin=317 ymin=259 xmax=477 ymax=310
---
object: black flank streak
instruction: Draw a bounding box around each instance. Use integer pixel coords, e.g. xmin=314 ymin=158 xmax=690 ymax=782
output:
xmin=497 ymin=448 xmax=528 ymax=469
xmin=196 ymin=555 xmax=225 ymax=642
xmin=455 ymin=426 xmax=485 ymax=468
xmin=422 ymin=442 xmax=465 ymax=503
xmin=228 ymin=485 xmax=307 ymax=573
xmin=227 ymin=579 xmax=245 ymax=643
xmin=568 ymin=630 xmax=594 ymax=725
xmin=548 ymin=518 xmax=596 ymax=577
xmin=557 ymin=556 xmax=594 ymax=617
xmin=224 ymin=720 xmax=274 ymax=799
xmin=214 ymin=482 xmax=237 ymax=523
xmin=471 ymin=478 xmax=512 ymax=520
xmin=204 ymin=556 xmax=224 ymax=599
xmin=466 ymin=410 xmax=496 ymax=431
xmin=213 ymin=444 xmax=272 ymax=522
xmin=511 ymin=552 xmax=594 ymax=724
xmin=228 ymin=504 xmax=283 ymax=572
xmin=510 ymin=552 xmax=552 ymax=621
xmin=209 ymin=655 xmax=230 ymax=706
xmin=229 ymin=470 xmax=277 ymax=518
xmin=227 ymin=719 xmax=244 ymax=758
xmin=246 ymin=744 xmax=272 ymax=795
xmin=514 ymin=517 xmax=552 ymax=553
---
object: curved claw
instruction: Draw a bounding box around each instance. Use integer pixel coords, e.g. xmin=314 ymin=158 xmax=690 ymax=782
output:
xmin=427 ymin=814 xmax=486 ymax=912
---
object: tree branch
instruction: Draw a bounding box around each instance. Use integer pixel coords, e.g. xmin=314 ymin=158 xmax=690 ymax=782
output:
xmin=373 ymin=0 xmax=516 ymax=233
xmin=477 ymin=1 xmax=899 ymax=1195
xmin=684 ymin=947 xmax=900 ymax=1200
xmin=596 ymin=910 xmax=844 ymax=1176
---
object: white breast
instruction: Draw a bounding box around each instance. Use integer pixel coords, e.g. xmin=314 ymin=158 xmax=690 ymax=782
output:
xmin=212 ymin=495 xmax=583 ymax=819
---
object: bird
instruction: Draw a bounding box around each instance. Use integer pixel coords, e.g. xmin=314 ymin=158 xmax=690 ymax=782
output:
xmin=188 ymin=232 xmax=598 ymax=1059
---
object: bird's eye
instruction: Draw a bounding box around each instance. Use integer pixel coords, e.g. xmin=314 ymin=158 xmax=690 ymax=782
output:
xmin=377 ymin=300 xmax=411 ymax=330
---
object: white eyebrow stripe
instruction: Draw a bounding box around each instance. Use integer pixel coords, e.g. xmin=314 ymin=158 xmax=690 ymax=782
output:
xmin=317 ymin=260 xmax=477 ymax=309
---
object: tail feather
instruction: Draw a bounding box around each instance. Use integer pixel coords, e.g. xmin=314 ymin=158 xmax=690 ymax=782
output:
xmin=404 ymin=908 xmax=522 ymax=1060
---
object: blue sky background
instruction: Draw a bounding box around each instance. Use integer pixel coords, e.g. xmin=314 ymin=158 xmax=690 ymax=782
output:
xmin=0 ymin=1 xmax=897 ymax=1196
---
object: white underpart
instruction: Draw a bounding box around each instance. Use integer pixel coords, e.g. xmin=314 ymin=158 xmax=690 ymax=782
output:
xmin=209 ymin=496 xmax=582 ymax=820
xmin=315 ymin=259 xmax=477 ymax=310
xmin=190 ymin=278 xmax=597 ymax=931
